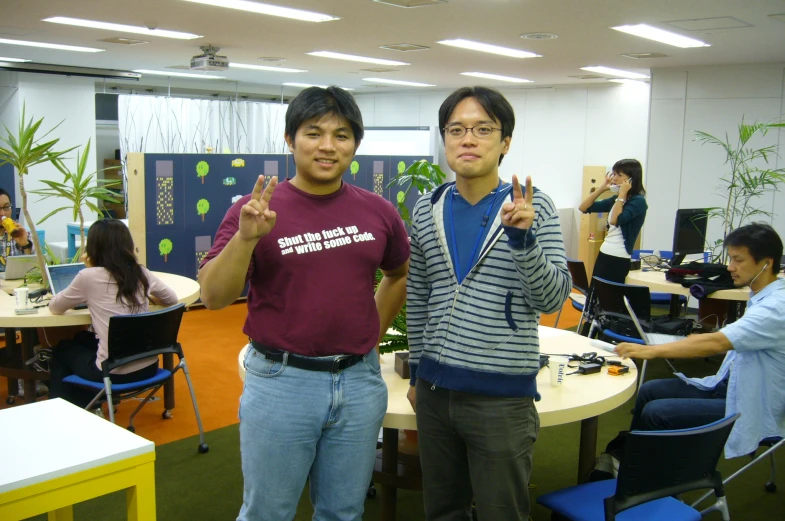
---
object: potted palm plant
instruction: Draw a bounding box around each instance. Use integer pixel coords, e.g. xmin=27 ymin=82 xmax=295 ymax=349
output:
xmin=379 ymin=159 xmax=447 ymax=361
xmin=30 ymin=138 xmax=122 ymax=257
xmin=0 ymin=106 xmax=76 ymax=285
xmin=695 ymin=118 xmax=785 ymax=263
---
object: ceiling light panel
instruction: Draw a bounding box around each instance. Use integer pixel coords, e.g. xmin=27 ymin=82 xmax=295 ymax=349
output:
xmin=378 ymin=43 xmax=430 ymax=52
xmin=580 ymin=66 xmax=649 ymax=79
xmin=43 ymin=17 xmax=201 ymax=39
xmin=664 ymin=17 xmax=751 ymax=31
xmin=460 ymin=72 xmax=531 ymax=83
xmin=0 ymin=38 xmax=104 ymax=53
xmin=134 ymin=69 xmax=225 ymax=79
xmin=283 ymin=82 xmax=354 ymax=90
xmin=373 ymin=0 xmax=447 ymax=7
xmin=611 ymin=24 xmax=710 ymax=48
xmin=438 ymin=39 xmax=539 ymax=58
xmin=230 ymin=62 xmax=306 ymax=72
xmin=363 ymin=77 xmax=434 ymax=87
xmin=308 ymin=51 xmax=409 ymax=66
xmin=0 ymin=56 xmax=31 ymax=62
xmin=181 ymin=0 xmax=339 ymax=22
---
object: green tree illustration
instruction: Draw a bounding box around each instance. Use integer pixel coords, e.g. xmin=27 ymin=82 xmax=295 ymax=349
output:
xmin=397 ymin=161 xmax=406 ymax=174
xmin=159 ymin=238 xmax=173 ymax=262
xmin=350 ymin=160 xmax=360 ymax=179
xmin=196 ymin=161 xmax=209 ymax=184
xmin=197 ymin=198 xmax=210 ymax=221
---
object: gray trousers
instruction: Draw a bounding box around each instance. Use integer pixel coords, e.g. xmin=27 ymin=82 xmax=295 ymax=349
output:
xmin=415 ymin=378 xmax=539 ymax=521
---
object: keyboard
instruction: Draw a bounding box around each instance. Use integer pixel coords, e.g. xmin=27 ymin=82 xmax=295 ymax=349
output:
xmin=647 ymin=333 xmax=685 ymax=345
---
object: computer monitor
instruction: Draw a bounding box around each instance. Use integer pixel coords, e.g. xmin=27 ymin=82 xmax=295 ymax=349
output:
xmin=671 ymin=208 xmax=708 ymax=266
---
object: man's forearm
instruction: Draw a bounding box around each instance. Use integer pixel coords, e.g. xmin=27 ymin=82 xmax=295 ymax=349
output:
xmin=374 ymin=273 xmax=407 ymax=346
xmin=198 ymin=232 xmax=257 ymax=309
xmin=652 ymin=332 xmax=732 ymax=359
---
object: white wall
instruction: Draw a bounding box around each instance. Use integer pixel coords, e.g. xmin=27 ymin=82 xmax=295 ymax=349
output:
xmin=0 ymin=73 xmax=97 ymax=243
xmin=354 ymin=83 xmax=650 ymax=257
xmin=644 ymin=63 xmax=785 ymax=251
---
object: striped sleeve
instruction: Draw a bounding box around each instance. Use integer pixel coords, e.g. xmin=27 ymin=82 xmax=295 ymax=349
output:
xmin=508 ymin=191 xmax=571 ymax=314
xmin=406 ymin=198 xmax=430 ymax=382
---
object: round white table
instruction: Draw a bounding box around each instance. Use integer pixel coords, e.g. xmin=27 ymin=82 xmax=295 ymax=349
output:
xmin=0 ymin=272 xmax=201 ymax=407
xmin=238 ymin=326 xmax=637 ymax=521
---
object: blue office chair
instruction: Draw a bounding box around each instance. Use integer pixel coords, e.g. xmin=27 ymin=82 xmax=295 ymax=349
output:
xmin=62 ymin=303 xmax=208 ymax=454
xmin=538 ymin=413 xmax=739 ymax=521
xmin=591 ymin=277 xmax=678 ymax=388
xmin=633 ymin=249 xmax=688 ymax=315
xmin=554 ymin=259 xmax=589 ymax=329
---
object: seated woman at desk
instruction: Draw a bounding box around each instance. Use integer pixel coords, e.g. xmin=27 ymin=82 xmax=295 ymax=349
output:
xmin=0 ymin=188 xmax=34 ymax=263
xmin=579 ymin=159 xmax=648 ymax=284
xmin=47 ymin=219 xmax=177 ymax=409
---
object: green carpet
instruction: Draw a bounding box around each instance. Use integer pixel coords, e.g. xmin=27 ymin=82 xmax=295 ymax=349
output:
xmin=26 ymin=357 xmax=785 ymax=520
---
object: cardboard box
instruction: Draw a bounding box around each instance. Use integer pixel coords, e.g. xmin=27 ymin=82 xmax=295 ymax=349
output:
xmin=394 ymin=351 xmax=410 ymax=379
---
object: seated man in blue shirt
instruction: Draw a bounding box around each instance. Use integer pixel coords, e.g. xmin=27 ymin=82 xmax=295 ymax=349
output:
xmin=616 ymin=222 xmax=785 ymax=459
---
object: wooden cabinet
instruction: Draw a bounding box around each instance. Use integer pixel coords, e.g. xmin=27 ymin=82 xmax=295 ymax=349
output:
xmin=101 ymin=159 xmax=126 ymax=218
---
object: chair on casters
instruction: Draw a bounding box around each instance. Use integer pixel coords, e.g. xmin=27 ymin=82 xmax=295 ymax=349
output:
xmin=554 ymin=259 xmax=589 ymax=329
xmin=62 ymin=303 xmax=209 ymax=454
xmin=691 ymin=435 xmax=784 ymax=510
xmin=538 ymin=413 xmax=739 ymax=521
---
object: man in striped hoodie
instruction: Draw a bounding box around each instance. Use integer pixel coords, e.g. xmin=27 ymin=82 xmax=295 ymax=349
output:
xmin=406 ymin=86 xmax=571 ymax=521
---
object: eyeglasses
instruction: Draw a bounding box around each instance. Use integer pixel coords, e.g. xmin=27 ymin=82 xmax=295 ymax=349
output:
xmin=0 ymin=205 xmax=12 ymax=212
xmin=443 ymin=124 xmax=502 ymax=139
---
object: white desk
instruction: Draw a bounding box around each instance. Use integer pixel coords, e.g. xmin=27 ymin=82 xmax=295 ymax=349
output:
xmin=0 ymin=272 xmax=200 ymax=407
xmin=626 ymin=269 xmax=750 ymax=301
xmin=0 ymin=398 xmax=156 ymax=520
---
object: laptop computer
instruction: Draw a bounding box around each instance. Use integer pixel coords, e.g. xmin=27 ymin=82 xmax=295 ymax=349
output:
xmin=623 ymin=295 xmax=685 ymax=345
xmin=0 ymin=255 xmax=38 ymax=280
xmin=46 ymin=263 xmax=88 ymax=309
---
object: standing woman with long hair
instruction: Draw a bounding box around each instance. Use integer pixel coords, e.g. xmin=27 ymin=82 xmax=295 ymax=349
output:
xmin=579 ymin=158 xmax=648 ymax=283
xmin=48 ymin=219 xmax=178 ymax=409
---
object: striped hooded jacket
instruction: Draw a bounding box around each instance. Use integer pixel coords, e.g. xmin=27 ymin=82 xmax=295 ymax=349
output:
xmin=407 ymin=181 xmax=571 ymax=398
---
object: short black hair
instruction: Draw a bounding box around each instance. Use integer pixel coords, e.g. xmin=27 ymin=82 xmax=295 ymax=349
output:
xmin=725 ymin=222 xmax=783 ymax=274
xmin=438 ymin=86 xmax=515 ymax=165
xmin=284 ymin=86 xmax=364 ymax=145
xmin=612 ymin=159 xmax=646 ymax=197
xmin=0 ymin=188 xmax=10 ymax=200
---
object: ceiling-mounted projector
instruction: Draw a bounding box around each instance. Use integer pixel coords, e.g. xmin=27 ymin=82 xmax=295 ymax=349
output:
xmin=191 ymin=44 xmax=229 ymax=71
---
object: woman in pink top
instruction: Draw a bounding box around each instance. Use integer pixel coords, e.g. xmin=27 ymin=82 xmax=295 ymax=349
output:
xmin=48 ymin=219 xmax=178 ymax=409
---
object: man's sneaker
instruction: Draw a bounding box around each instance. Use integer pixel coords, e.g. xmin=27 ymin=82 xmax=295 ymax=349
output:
xmin=17 ymin=380 xmax=49 ymax=398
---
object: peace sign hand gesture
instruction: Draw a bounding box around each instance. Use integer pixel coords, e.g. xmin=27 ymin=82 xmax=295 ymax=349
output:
xmin=501 ymin=175 xmax=535 ymax=230
xmin=239 ymin=175 xmax=278 ymax=241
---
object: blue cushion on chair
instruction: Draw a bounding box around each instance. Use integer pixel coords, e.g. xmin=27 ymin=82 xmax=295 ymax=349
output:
xmin=62 ymin=369 xmax=172 ymax=392
xmin=601 ymin=329 xmax=645 ymax=345
xmin=537 ymin=479 xmax=702 ymax=521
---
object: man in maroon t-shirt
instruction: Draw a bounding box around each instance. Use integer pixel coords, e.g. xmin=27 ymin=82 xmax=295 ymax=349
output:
xmin=198 ymin=86 xmax=409 ymax=521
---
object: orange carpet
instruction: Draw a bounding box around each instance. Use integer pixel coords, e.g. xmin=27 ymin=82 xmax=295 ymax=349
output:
xmin=0 ymin=295 xmax=583 ymax=446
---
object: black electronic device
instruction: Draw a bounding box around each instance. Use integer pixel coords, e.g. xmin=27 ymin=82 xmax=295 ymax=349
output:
xmin=671 ymin=208 xmax=708 ymax=266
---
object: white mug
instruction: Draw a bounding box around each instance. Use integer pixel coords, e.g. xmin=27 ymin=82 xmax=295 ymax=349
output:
xmin=549 ymin=360 xmax=567 ymax=387
xmin=14 ymin=287 xmax=29 ymax=310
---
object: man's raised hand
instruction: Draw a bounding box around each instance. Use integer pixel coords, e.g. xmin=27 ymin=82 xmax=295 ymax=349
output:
xmin=501 ymin=175 xmax=535 ymax=230
xmin=239 ymin=175 xmax=278 ymax=241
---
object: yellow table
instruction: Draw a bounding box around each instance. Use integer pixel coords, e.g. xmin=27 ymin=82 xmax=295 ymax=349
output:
xmin=0 ymin=272 xmax=200 ymax=406
xmin=238 ymin=327 xmax=637 ymax=521
xmin=0 ymin=398 xmax=156 ymax=520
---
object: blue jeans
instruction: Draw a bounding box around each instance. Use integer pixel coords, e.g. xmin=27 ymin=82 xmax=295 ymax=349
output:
xmin=237 ymin=346 xmax=387 ymax=521
xmin=631 ymin=378 xmax=728 ymax=431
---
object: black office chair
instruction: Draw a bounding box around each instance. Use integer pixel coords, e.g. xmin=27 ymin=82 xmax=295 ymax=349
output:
xmin=554 ymin=259 xmax=589 ymax=329
xmin=538 ymin=413 xmax=739 ymax=521
xmin=62 ymin=304 xmax=208 ymax=454
xmin=590 ymin=277 xmax=680 ymax=387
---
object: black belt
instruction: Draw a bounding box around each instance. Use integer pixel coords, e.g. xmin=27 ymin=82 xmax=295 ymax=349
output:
xmin=250 ymin=341 xmax=364 ymax=373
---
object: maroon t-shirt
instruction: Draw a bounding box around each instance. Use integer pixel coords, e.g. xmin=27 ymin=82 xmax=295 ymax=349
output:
xmin=201 ymin=180 xmax=410 ymax=356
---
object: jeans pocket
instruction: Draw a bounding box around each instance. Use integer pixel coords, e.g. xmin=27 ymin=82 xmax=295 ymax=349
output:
xmin=245 ymin=348 xmax=286 ymax=378
xmin=362 ymin=350 xmax=382 ymax=375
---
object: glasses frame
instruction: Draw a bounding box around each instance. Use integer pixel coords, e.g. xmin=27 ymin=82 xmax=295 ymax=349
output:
xmin=443 ymin=124 xmax=503 ymax=139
